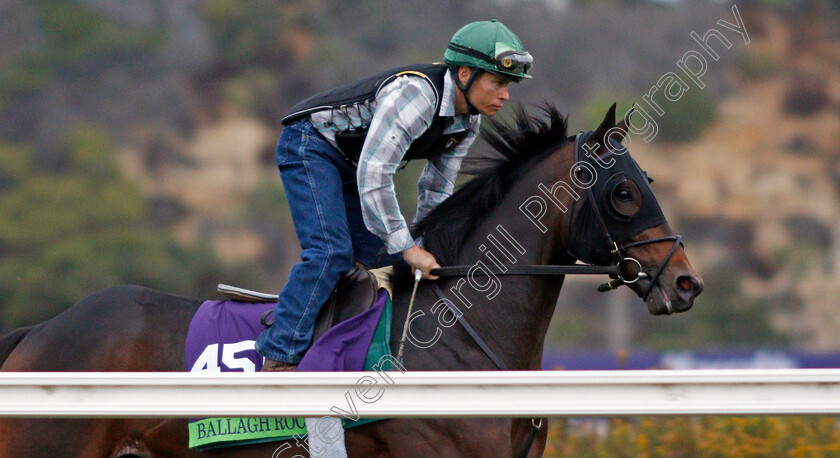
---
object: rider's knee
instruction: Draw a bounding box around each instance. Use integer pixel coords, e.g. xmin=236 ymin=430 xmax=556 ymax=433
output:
xmin=301 ymin=243 xmax=353 ymax=273
xmin=331 ymin=244 xmax=354 ymax=273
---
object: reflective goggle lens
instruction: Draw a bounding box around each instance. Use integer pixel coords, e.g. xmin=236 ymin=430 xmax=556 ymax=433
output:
xmin=495 ymin=51 xmax=532 ymax=75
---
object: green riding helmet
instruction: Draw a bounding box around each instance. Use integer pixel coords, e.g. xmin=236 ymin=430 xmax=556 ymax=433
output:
xmin=444 ymin=19 xmax=533 ymax=82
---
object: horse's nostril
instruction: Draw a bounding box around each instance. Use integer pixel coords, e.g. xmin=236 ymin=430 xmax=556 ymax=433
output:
xmin=677 ymin=276 xmax=695 ymax=293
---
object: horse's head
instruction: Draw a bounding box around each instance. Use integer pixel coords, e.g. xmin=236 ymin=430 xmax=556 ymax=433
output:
xmin=416 ymin=102 xmax=701 ymax=315
xmin=563 ymin=103 xmax=703 ymax=315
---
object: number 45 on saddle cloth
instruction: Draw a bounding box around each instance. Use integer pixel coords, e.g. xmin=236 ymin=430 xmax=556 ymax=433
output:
xmin=184 ymin=266 xmax=395 ymax=450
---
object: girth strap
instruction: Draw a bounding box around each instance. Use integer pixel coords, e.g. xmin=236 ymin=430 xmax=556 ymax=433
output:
xmin=429 ymin=283 xmax=507 ymax=371
xmin=428 ymin=282 xmax=543 ymax=457
xmin=517 ymin=418 xmax=543 ymax=458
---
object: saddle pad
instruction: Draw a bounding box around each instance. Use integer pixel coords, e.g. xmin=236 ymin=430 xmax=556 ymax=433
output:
xmin=185 ymin=289 xmax=393 ymax=449
xmin=185 ymin=300 xmax=271 ymax=373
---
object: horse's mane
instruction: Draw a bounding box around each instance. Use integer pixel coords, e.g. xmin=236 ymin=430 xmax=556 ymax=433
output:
xmin=414 ymin=103 xmax=569 ymax=266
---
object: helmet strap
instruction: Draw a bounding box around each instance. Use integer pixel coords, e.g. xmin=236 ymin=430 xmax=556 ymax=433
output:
xmin=452 ymin=66 xmax=482 ymax=115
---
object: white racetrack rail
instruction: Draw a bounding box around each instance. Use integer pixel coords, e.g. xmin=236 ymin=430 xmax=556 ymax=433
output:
xmin=0 ymin=369 xmax=838 ymax=418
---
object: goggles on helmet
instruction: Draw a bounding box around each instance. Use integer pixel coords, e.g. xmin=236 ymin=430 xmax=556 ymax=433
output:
xmin=446 ymin=43 xmax=533 ymax=78
xmin=494 ymin=50 xmax=533 ymax=76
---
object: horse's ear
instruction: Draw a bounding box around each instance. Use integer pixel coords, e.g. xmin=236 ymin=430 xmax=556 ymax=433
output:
xmin=613 ymin=104 xmax=635 ymax=143
xmin=591 ymin=102 xmax=617 ymax=147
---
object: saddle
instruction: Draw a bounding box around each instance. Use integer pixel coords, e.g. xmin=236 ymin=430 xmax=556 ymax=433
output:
xmin=217 ymin=261 xmax=388 ymax=342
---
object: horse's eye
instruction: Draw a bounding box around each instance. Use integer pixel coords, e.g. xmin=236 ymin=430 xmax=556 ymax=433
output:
xmin=608 ymin=180 xmax=642 ymax=218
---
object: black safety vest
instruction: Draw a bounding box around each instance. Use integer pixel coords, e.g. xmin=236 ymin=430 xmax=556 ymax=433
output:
xmin=281 ymin=63 xmax=470 ymax=164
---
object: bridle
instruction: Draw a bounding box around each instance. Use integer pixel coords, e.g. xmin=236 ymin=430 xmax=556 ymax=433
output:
xmin=565 ymin=130 xmax=684 ymax=305
xmin=430 ymin=131 xmax=685 ymax=299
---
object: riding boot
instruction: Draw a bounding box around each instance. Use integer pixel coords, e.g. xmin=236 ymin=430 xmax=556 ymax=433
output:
xmin=261 ymin=358 xmax=297 ymax=372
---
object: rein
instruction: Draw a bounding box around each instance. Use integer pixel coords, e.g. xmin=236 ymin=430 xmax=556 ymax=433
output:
xmin=432 ymin=263 xmax=618 ymax=276
xmin=430 ymin=258 xmax=644 ymax=291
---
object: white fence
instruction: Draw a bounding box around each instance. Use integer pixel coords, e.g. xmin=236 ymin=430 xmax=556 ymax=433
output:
xmin=1 ymin=369 xmax=839 ymax=418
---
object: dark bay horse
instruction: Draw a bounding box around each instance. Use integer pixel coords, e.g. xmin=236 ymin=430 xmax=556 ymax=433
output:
xmin=0 ymin=104 xmax=702 ymax=457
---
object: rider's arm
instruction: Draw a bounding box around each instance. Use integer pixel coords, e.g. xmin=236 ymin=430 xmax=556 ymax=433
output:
xmin=357 ymin=76 xmax=437 ymax=255
xmin=411 ymin=116 xmax=479 ymax=229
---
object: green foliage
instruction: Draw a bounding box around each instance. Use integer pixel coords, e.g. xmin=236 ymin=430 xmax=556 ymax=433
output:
xmin=37 ymin=1 xmax=164 ymax=66
xmin=393 ymin=161 xmax=426 ymax=223
xmin=0 ymin=231 xmax=221 ymax=327
xmin=545 ymin=416 xmax=840 ymax=457
xmin=0 ymin=53 xmax=57 ymax=97
xmin=38 ymin=0 xmax=105 ymax=48
xmin=548 ymin=314 xmax=602 ymax=350
xmin=62 ymin=124 xmax=120 ymax=180
xmin=241 ymin=179 xmax=289 ymax=224
xmin=202 ymin=0 xmax=288 ymax=69
xmin=657 ymin=86 xmax=717 ymax=142
xmin=0 ymin=175 xmax=142 ymax=249
xmin=221 ymin=70 xmax=280 ymax=116
xmin=0 ymin=127 xmax=134 ymax=250
xmin=576 ymin=87 xmax=716 ymax=144
xmin=200 ymin=0 xmax=293 ymax=121
xmin=0 ymin=1 xmax=163 ymax=99
xmin=760 ymin=0 xmax=790 ymax=10
xmin=0 ymin=142 xmax=34 ymax=188
xmin=773 ymin=242 xmax=831 ymax=278
xmin=0 ymin=130 xmax=227 ymax=331
xmin=576 ymin=93 xmax=637 ymax=134
xmin=737 ymin=51 xmax=778 ymax=81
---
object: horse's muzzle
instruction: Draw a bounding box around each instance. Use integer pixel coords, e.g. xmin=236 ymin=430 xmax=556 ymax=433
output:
xmin=643 ymin=273 xmax=702 ymax=315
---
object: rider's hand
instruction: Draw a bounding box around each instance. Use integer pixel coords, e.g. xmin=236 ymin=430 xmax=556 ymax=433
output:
xmin=402 ymin=245 xmax=440 ymax=280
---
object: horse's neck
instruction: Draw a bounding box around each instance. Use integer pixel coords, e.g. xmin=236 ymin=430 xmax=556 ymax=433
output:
xmin=454 ymin=152 xmax=573 ymax=370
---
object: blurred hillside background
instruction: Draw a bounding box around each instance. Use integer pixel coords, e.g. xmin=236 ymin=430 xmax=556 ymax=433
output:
xmin=1 ymin=0 xmax=839 ymax=357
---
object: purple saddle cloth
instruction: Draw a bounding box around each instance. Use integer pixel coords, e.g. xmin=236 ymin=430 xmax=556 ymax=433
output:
xmin=185 ymin=290 xmax=389 ymax=373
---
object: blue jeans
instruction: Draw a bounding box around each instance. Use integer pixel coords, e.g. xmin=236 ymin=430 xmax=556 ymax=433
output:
xmin=255 ymin=119 xmax=400 ymax=363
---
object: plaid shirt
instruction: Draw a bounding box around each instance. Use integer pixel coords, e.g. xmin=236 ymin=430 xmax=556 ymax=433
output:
xmin=311 ymin=69 xmax=479 ymax=254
